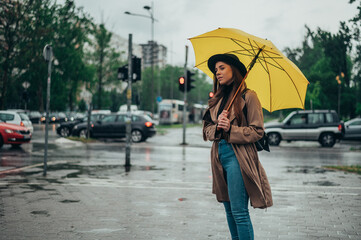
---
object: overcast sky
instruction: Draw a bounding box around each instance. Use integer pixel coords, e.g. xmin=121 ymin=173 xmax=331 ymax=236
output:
xmin=68 ymin=0 xmax=357 ymax=66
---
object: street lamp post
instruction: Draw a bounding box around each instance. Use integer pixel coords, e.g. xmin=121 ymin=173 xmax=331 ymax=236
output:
xmin=125 ymin=2 xmax=158 ymax=114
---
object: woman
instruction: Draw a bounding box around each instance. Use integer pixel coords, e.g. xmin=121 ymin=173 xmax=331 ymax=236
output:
xmin=203 ymin=54 xmax=273 ymax=240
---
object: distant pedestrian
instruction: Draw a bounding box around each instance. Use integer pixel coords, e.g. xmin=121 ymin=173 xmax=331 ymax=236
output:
xmin=202 ymin=54 xmax=273 ymax=240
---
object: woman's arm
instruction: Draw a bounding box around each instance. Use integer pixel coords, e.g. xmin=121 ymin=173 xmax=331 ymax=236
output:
xmin=226 ymin=91 xmax=264 ymax=144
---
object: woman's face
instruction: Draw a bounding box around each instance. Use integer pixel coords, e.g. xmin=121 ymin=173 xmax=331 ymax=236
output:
xmin=215 ymin=61 xmax=233 ymax=85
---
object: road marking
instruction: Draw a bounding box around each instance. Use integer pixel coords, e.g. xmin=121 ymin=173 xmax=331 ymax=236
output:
xmin=4 ymin=181 xmax=357 ymax=196
xmin=0 ymin=160 xmax=66 ymax=175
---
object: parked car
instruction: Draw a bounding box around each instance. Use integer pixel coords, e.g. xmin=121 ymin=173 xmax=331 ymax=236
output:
xmin=343 ymin=118 xmax=361 ymax=140
xmin=65 ymin=112 xmax=85 ymax=122
xmin=41 ymin=112 xmax=67 ymax=124
xmin=0 ymin=110 xmax=34 ymax=133
xmin=28 ymin=111 xmax=42 ymax=124
xmin=265 ymin=110 xmax=344 ymax=147
xmin=0 ymin=121 xmax=32 ymax=148
xmin=71 ymin=113 xmax=156 ymax=142
xmin=56 ymin=113 xmax=107 ymax=137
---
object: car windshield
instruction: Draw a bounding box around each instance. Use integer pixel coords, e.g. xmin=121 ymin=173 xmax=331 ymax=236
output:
xmin=0 ymin=113 xmax=14 ymax=121
xmin=19 ymin=113 xmax=30 ymax=121
xmin=142 ymin=115 xmax=152 ymax=122
xmin=349 ymin=120 xmax=361 ymax=126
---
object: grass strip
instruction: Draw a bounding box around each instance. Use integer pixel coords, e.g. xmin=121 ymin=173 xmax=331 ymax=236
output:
xmin=324 ymin=165 xmax=361 ymax=175
xmin=66 ymin=136 xmax=97 ymax=143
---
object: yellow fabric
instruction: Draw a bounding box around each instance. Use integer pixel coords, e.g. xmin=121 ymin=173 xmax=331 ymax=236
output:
xmin=189 ymin=28 xmax=309 ymax=112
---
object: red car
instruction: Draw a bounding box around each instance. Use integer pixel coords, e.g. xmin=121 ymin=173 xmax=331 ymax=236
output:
xmin=0 ymin=122 xmax=32 ymax=148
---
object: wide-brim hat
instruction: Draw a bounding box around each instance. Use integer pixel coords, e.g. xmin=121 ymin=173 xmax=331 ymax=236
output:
xmin=207 ymin=53 xmax=247 ymax=78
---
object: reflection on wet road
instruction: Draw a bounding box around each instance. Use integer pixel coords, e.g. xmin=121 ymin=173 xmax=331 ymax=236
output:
xmin=1 ymin=124 xmax=360 ymax=176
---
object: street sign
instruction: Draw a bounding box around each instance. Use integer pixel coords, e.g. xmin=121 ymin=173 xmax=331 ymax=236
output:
xmin=22 ymin=81 xmax=30 ymax=89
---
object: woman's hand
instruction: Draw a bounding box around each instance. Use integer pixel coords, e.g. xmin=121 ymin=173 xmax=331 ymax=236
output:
xmin=217 ymin=110 xmax=230 ymax=132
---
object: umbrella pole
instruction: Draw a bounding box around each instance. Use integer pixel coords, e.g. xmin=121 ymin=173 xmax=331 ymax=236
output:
xmin=226 ymin=46 xmax=264 ymax=112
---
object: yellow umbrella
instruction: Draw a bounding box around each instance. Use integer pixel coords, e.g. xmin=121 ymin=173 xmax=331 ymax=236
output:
xmin=189 ymin=28 xmax=309 ymax=112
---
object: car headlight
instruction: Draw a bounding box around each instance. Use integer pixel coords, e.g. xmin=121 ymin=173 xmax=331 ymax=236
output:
xmin=5 ymin=129 xmax=14 ymax=133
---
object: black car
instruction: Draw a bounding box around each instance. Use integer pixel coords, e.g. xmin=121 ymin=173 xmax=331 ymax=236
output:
xmin=56 ymin=114 xmax=106 ymax=137
xmin=71 ymin=113 xmax=156 ymax=142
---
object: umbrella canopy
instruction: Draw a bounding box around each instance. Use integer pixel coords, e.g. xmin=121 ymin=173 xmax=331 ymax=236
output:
xmin=189 ymin=28 xmax=309 ymax=112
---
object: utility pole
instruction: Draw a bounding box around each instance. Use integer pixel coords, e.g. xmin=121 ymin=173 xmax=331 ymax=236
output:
xmin=43 ymin=45 xmax=53 ymax=176
xmin=125 ymin=34 xmax=133 ymax=168
xmin=124 ymin=2 xmax=157 ymax=114
xmin=182 ymin=46 xmax=188 ymax=145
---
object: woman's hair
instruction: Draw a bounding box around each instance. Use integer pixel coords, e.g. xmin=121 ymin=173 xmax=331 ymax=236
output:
xmin=208 ymin=64 xmax=247 ymax=124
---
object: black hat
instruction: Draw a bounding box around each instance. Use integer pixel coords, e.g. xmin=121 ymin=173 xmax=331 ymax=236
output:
xmin=207 ymin=53 xmax=247 ymax=77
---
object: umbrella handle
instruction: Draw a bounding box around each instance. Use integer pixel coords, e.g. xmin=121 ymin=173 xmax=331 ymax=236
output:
xmin=225 ymin=46 xmax=264 ymax=112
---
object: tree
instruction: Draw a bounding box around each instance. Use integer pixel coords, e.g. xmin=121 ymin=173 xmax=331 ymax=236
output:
xmin=10 ymin=0 xmax=57 ymax=111
xmin=0 ymin=0 xmax=33 ymax=109
xmin=53 ymin=0 xmax=93 ymax=111
xmin=93 ymin=23 xmax=112 ymax=109
xmin=284 ymin=23 xmax=357 ymax=118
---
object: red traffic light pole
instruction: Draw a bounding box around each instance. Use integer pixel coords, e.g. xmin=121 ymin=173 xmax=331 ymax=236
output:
xmin=182 ymin=46 xmax=188 ymax=145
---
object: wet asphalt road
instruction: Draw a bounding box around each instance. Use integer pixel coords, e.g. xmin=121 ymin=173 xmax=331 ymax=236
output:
xmin=0 ymin=123 xmax=360 ymax=172
xmin=0 ymin=124 xmax=361 ymax=239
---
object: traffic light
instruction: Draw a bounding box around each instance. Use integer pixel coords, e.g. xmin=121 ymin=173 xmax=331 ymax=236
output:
xmin=117 ymin=56 xmax=141 ymax=82
xmin=186 ymin=70 xmax=195 ymax=92
xmin=118 ymin=65 xmax=128 ymax=80
xmin=178 ymin=76 xmax=185 ymax=92
xmin=209 ymin=91 xmax=214 ymax=99
xmin=132 ymin=57 xmax=141 ymax=82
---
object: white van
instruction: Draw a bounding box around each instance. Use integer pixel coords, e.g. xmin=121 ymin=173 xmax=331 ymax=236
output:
xmin=91 ymin=110 xmax=111 ymax=115
xmin=119 ymin=105 xmax=138 ymax=112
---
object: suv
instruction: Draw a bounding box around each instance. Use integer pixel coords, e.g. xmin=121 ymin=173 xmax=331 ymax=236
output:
xmin=265 ymin=110 xmax=344 ymax=147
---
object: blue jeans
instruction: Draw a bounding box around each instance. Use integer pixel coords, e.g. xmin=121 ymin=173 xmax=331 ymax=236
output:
xmin=218 ymin=139 xmax=254 ymax=240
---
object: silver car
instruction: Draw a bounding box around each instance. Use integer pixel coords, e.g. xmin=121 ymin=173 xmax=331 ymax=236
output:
xmin=265 ymin=110 xmax=344 ymax=147
xmin=343 ymin=118 xmax=361 ymax=140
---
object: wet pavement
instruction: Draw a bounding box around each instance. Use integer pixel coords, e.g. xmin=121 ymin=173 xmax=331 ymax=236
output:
xmin=0 ymin=125 xmax=361 ymax=239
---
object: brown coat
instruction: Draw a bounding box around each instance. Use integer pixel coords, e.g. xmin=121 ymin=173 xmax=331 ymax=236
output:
xmin=203 ymin=90 xmax=273 ymax=209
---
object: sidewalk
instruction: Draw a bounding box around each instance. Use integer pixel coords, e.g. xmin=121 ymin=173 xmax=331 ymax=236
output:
xmin=0 ymin=126 xmax=360 ymax=239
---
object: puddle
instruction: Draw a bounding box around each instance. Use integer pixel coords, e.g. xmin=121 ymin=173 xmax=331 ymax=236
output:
xmin=60 ymin=199 xmax=80 ymax=203
xmin=317 ymin=195 xmax=328 ymax=199
xmin=136 ymin=165 xmax=165 ymax=171
xmin=303 ymin=181 xmax=340 ymax=186
xmin=77 ymin=228 xmax=125 ymax=234
xmin=31 ymin=210 xmax=49 ymax=216
xmin=44 ymin=163 xmax=165 ymax=179
xmin=286 ymin=166 xmax=333 ymax=174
